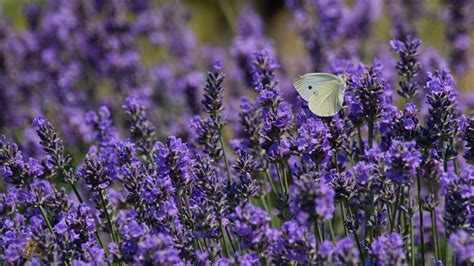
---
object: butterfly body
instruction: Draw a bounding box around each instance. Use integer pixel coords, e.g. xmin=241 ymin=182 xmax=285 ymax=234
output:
xmin=293 ymin=73 xmax=346 ymax=117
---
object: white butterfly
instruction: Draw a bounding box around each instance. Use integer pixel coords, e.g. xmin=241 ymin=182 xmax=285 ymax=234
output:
xmin=293 ymin=73 xmax=347 ymax=117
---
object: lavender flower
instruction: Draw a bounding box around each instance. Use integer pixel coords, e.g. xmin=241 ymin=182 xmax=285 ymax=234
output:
xmin=192 ymin=61 xmax=226 ymax=162
xmin=440 ymin=166 xmax=473 ymax=234
xmin=273 ymin=221 xmax=316 ymax=264
xmin=370 ymin=233 xmax=406 ymax=266
xmin=291 ymin=116 xmax=331 ymax=165
xmin=449 ymin=230 xmax=474 ymax=264
xmin=444 ymin=0 xmax=472 ymax=75
xmin=231 ymin=203 xmax=277 ymax=254
xmin=31 ymin=116 xmax=73 ymax=182
xmin=153 ymin=136 xmax=194 ymax=189
xmin=251 ymin=50 xmax=292 ymax=154
xmin=461 ymin=115 xmax=474 ymax=164
xmin=390 ymin=35 xmax=421 ymax=100
xmin=425 ymin=70 xmax=459 ymax=165
xmin=289 ymin=174 xmax=335 ymax=222
xmin=384 ymin=140 xmax=422 ymax=185
xmin=123 ymin=96 xmax=156 ymax=156
xmin=77 ymin=152 xmax=111 ymax=192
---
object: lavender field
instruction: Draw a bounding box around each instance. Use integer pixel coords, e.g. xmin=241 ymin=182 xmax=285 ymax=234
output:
xmin=0 ymin=0 xmax=473 ymax=265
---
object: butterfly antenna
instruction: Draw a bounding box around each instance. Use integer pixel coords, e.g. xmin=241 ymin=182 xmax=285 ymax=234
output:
xmin=342 ymin=61 xmax=350 ymax=75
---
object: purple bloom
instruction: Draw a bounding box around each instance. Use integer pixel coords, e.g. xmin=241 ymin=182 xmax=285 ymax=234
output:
xmin=384 ymin=140 xmax=422 ymax=185
xmin=449 ymin=230 xmax=474 ymax=264
xmin=333 ymin=237 xmax=360 ymax=265
xmin=440 ymin=166 xmax=474 ymax=234
xmin=123 ymin=96 xmax=156 ymax=155
xmin=136 ymin=233 xmax=182 ymax=265
xmin=153 ymin=136 xmax=194 ymax=188
xmin=290 ymin=174 xmax=335 ymax=222
xmin=391 ymin=35 xmax=421 ymax=100
xmin=231 ymin=203 xmax=277 ymax=253
xmin=291 ymin=116 xmax=331 ymax=164
xmin=77 ymin=152 xmax=111 ymax=192
xmin=370 ymin=233 xmax=406 ymax=266
xmin=274 ymin=220 xmax=316 ymax=264
xmin=461 ymin=115 xmax=474 ymax=164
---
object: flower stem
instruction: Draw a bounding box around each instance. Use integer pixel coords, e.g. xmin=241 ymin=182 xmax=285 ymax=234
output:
xmin=99 ymin=190 xmax=117 ymax=243
xmin=391 ymin=186 xmax=402 ymax=232
xmin=416 ymin=174 xmax=425 ymax=265
xmin=344 ymin=199 xmax=365 ymax=263
xmin=39 ymin=205 xmax=55 ymax=235
xmin=314 ymin=221 xmax=323 ymax=243
xmin=428 ymin=178 xmax=440 ymax=260
xmin=340 ymin=201 xmax=348 ymax=237
xmin=219 ymin=134 xmax=232 ymax=183
xmin=368 ymin=116 xmax=374 ymax=148
xmin=328 ymin=220 xmax=336 ymax=245
xmin=72 ymin=184 xmax=84 ymax=204
xmin=357 ymin=125 xmax=364 ymax=153
xmin=408 ymin=194 xmax=415 ymax=266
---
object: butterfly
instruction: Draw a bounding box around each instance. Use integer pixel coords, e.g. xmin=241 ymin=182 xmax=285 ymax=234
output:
xmin=293 ymin=73 xmax=347 ymax=117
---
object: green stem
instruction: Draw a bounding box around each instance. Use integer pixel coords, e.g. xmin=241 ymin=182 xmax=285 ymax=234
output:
xmin=387 ymin=204 xmax=394 ymax=230
xmin=224 ymin=226 xmax=236 ymax=254
xmin=357 ymin=125 xmax=364 ymax=153
xmin=314 ymin=221 xmax=323 ymax=243
xmin=328 ymin=220 xmax=336 ymax=245
xmin=391 ymin=186 xmax=402 ymax=232
xmin=368 ymin=116 xmax=374 ymax=148
xmin=275 ymin=163 xmax=286 ymax=194
xmin=344 ymin=199 xmax=365 ymax=263
xmin=442 ymin=144 xmax=449 ymax=265
xmin=99 ymin=190 xmax=117 ymax=243
xmin=416 ymin=174 xmax=425 ymax=265
xmin=427 ymin=178 xmax=440 ymax=261
xmin=39 ymin=205 xmax=55 ymax=235
xmin=333 ymin=152 xmax=340 ymax=173
xmin=340 ymin=201 xmax=348 ymax=237
xmin=408 ymin=195 xmax=415 ymax=266
xmin=264 ymin=169 xmax=278 ymax=195
xmin=219 ymin=134 xmax=232 ymax=183
xmin=216 ymin=0 xmax=236 ymax=35
xmin=430 ymin=209 xmax=440 ymax=261
xmin=72 ymin=184 xmax=84 ymax=204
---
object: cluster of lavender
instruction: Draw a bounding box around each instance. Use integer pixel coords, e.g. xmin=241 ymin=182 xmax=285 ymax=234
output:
xmin=1 ymin=0 xmax=474 ymax=265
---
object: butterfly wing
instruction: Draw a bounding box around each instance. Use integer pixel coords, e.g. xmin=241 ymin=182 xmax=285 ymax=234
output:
xmin=293 ymin=73 xmax=339 ymax=101
xmin=308 ymin=79 xmax=344 ymax=117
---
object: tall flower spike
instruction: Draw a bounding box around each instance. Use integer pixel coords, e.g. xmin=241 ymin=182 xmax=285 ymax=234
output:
xmin=355 ymin=65 xmax=385 ymax=120
xmin=193 ymin=60 xmax=226 ymax=162
xmin=251 ymin=50 xmax=292 ymax=154
xmin=154 ymin=136 xmax=194 ymax=189
xmin=461 ymin=115 xmax=474 ymax=164
xmin=231 ymin=203 xmax=277 ymax=254
xmin=440 ymin=166 xmax=473 ymax=234
xmin=425 ymin=70 xmax=459 ymax=164
xmin=390 ymin=35 xmax=421 ymax=100
xmin=449 ymin=230 xmax=474 ymax=264
xmin=193 ymin=155 xmax=227 ymax=239
xmin=384 ymin=140 xmax=422 ymax=186
xmin=273 ymin=220 xmax=316 ymax=264
xmin=85 ymin=106 xmax=118 ymax=148
xmin=444 ymin=0 xmax=472 ymax=75
xmin=31 ymin=116 xmax=73 ymax=181
xmin=123 ymin=96 xmax=156 ymax=156
xmin=370 ymin=233 xmax=406 ymax=265
xmin=289 ymin=174 xmax=335 ymax=222
xmin=77 ymin=152 xmax=111 ymax=192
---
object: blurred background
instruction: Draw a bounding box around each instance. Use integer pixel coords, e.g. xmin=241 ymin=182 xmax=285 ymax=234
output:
xmin=0 ymin=0 xmax=472 ymax=159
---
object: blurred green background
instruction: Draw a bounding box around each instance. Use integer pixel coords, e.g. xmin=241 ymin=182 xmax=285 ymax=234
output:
xmin=1 ymin=0 xmax=472 ymax=91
